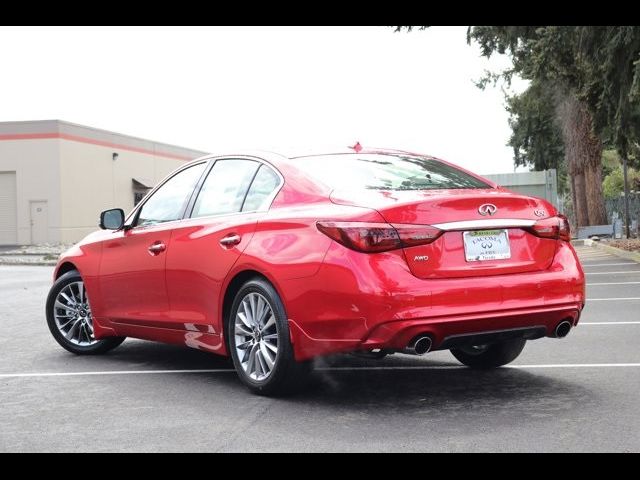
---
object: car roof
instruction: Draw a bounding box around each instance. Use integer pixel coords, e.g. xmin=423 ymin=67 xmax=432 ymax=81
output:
xmin=188 ymin=147 xmax=438 ymax=169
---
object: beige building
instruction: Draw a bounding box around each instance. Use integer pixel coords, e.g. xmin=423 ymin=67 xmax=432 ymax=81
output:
xmin=0 ymin=120 xmax=206 ymax=245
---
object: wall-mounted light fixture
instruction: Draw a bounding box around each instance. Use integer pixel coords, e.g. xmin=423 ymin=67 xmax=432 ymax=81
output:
xmin=112 ymin=152 xmax=119 ymax=161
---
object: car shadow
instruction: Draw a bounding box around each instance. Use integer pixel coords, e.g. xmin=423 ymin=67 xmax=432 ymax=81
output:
xmin=92 ymin=340 xmax=595 ymax=417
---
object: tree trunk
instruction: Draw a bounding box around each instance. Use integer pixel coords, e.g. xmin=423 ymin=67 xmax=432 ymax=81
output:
xmin=556 ymin=94 xmax=607 ymax=226
xmin=584 ymin=161 xmax=608 ymax=225
xmin=573 ymin=171 xmax=589 ymax=227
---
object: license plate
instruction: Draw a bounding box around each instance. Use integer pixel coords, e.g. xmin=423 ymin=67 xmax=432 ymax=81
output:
xmin=463 ymin=229 xmax=511 ymax=262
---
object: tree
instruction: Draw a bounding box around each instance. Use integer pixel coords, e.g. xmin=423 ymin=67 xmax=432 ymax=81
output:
xmin=467 ymin=26 xmax=610 ymax=226
xmin=397 ymin=26 xmax=640 ymax=229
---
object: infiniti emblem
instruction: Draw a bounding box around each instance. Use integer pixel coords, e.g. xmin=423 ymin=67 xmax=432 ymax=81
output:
xmin=478 ymin=203 xmax=497 ymax=216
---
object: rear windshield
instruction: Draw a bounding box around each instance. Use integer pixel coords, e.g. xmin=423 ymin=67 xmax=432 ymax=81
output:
xmin=294 ymin=154 xmax=491 ymax=191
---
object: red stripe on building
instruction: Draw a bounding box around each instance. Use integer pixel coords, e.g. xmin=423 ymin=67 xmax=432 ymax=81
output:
xmin=0 ymin=132 xmax=196 ymax=161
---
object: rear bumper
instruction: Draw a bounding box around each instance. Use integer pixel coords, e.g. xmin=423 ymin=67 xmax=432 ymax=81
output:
xmin=284 ymin=241 xmax=585 ymax=361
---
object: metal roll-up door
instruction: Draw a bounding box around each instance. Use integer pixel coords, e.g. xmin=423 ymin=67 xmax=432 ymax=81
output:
xmin=0 ymin=172 xmax=18 ymax=245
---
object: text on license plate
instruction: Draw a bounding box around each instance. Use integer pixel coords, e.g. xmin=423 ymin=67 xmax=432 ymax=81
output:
xmin=463 ymin=229 xmax=511 ymax=262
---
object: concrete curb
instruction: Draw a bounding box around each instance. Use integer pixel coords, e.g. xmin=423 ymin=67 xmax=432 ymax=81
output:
xmin=0 ymin=256 xmax=57 ymax=266
xmin=584 ymin=239 xmax=640 ymax=263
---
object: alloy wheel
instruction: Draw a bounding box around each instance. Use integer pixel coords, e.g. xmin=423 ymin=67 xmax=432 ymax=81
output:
xmin=52 ymin=281 xmax=97 ymax=346
xmin=234 ymin=292 xmax=279 ymax=381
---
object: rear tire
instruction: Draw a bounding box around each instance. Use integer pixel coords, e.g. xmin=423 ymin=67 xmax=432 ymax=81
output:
xmin=46 ymin=270 xmax=126 ymax=355
xmin=228 ymin=278 xmax=312 ymax=396
xmin=450 ymin=338 xmax=526 ymax=369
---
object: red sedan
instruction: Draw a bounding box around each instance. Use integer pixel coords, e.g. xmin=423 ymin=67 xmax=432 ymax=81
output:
xmin=46 ymin=149 xmax=585 ymax=395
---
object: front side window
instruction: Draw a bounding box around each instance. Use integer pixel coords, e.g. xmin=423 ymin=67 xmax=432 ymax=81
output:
xmin=242 ymin=165 xmax=281 ymax=212
xmin=137 ymin=163 xmax=206 ymax=226
xmin=191 ymin=159 xmax=259 ymax=218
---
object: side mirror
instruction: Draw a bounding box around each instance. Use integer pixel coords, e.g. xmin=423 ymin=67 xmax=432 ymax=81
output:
xmin=99 ymin=208 xmax=125 ymax=230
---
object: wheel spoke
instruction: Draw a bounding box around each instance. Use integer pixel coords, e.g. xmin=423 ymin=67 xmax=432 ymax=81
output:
xmin=246 ymin=343 xmax=259 ymax=376
xmin=235 ymin=321 xmax=252 ymax=336
xmin=78 ymin=282 xmax=84 ymax=305
xmin=262 ymin=314 xmax=275 ymax=332
xmin=237 ymin=311 xmax=252 ymax=330
xmin=256 ymin=349 xmax=269 ymax=377
xmin=263 ymin=340 xmax=278 ymax=354
xmin=242 ymin=299 xmax=254 ymax=326
xmin=65 ymin=319 xmax=82 ymax=340
xmin=260 ymin=342 xmax=275 ymax=369
xmin=59 ymin=292 xmax=75 ymax=307
xmin=54 ymin=302 xmax=75 ymax=314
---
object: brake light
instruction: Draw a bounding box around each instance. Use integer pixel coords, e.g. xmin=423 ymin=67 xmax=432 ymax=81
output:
xmin=527 ymin=215 xmax=571 ymax=242
xmin=316 ymin=222 xmax=442 ymax=253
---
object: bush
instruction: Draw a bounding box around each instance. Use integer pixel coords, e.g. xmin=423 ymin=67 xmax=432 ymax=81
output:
xmin=603 ymin=166 xmax=640 ymax=198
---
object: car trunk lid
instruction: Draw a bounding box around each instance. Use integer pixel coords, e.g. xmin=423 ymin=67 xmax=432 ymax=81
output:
xmin=330 ymin=188 xmax=558 ymax=278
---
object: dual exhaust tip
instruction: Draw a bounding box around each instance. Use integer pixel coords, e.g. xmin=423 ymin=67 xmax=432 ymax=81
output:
xmin=404 ymin=335 xmax=433 ymax=356
xmin=403 ymin=320 xmax=572 ymax=355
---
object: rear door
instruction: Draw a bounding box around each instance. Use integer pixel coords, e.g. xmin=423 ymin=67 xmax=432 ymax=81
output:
xmin=165 ymin=158 xmax=282 ymax=343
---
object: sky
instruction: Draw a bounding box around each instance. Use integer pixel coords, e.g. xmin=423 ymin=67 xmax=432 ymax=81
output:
xmin=0 ymin=26 xmax=528 ymax=174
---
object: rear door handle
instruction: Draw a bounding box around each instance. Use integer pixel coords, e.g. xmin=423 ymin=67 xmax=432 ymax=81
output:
xmin=219 ymin=234 xmax=241 ymax=247
xmin=147 ymin=241 xmax=166 ymax=255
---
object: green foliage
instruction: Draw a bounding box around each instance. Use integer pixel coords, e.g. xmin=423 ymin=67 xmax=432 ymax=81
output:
xmin=603 ymin=166 xmax=640 ymax=198
xmin=467 ymin=26 xmax=640 ymax=157
xmin=506 ymin=80 xmax=564 ymax=171
xmin=601 ymin=149 xmax=621 ymax=178
xmin=505 ymin=80 xmax=568 ymax=193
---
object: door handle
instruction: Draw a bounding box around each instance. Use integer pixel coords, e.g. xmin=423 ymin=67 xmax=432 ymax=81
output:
xmin=147 ymin=241 xmax=166 ymax=256
xmin=219 ymin=233 xmax=241 ymax=247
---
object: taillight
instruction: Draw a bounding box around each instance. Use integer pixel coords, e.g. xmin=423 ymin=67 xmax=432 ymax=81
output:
xmin=527 ymin=215 xmax=571 ymax=242
xmin=316 ymin=222 xmax=442 ymax=253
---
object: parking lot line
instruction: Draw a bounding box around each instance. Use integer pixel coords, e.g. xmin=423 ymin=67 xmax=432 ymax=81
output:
xmin=581 ymin=321 xmax=640 ymax=325
xmin=582 ymin=263 xmax=638 ymax=267
xmin=0 ymin=369 xmax=235 ymax=379
xmin=318 ymin=364 xmax=640 ymax=371
xmin=586 ymin=271 xmax=640 ymax=275
xmin=587 ymin=297 xmax=640 ymax=301
xmin=2 ymin=363 xmax=640 ymax=379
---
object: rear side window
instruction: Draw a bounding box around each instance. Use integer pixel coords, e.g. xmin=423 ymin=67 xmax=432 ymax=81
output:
xmin=294 ymin=154 xmax=490 ymax=191
xmin=242 ymin=165 xmax=281 ymax=212
xmin=191 ymin=159 xmax=259 ymax=218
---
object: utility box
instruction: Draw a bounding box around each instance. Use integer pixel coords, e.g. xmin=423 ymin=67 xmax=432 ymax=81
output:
xmin=484 ymin=169 xmax=559 ymax=210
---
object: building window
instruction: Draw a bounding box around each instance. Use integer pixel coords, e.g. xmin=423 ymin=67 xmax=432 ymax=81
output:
xmin=132 ymin=177 xmax=154 ymax=207
xmin=134 ymin=191 xmax=147 ymax=206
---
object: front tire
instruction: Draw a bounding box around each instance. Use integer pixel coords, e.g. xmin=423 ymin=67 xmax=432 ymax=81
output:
xmin=228 ymin=278 xmax=311 ymax=396
xmin=46 ymin=270 xmax=125 ymax=355
xmin=450 ymin=338 xmax=526 ymax=369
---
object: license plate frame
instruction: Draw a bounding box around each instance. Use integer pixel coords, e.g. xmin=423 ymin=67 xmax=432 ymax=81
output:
xmin=463 ymin=229 xmax=511 ymax=262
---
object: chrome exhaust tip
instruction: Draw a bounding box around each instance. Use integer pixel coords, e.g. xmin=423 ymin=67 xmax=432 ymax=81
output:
xmin=404 ymin=336 xmax=433 ymax=356
xmin=554 ymin=320 xmax=572 ymax=338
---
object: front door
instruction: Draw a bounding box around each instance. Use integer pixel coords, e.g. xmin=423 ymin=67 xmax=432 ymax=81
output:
xmin=30 ymin=201 xmax=48 ymax=244
xmin=98 ymin=162 xmax=207 ymax=327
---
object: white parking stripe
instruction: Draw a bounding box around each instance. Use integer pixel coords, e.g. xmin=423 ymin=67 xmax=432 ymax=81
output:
xmin=582 ymin=263 xmax=638 ymax=267
xmin=581 ymin=322 xmax=640 ymax=325
xmin=319 ymin=364 xmax=640 ymax=371
xmin=2 ymin=363 xmax=640 ymax=379
xmin=587 ymin=282 xmax=640 ymax=286
xmin=0 ymin=369 xmax=234 ymax=378
xmin=586 ymin=271 xmax=640 ymax=275
xmin=588 ymin=297 xmax=640 ymax=301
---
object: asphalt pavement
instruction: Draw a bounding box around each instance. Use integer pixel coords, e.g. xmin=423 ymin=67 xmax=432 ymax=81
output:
xmin=1 ymin=246 xmax=639 ymax=452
